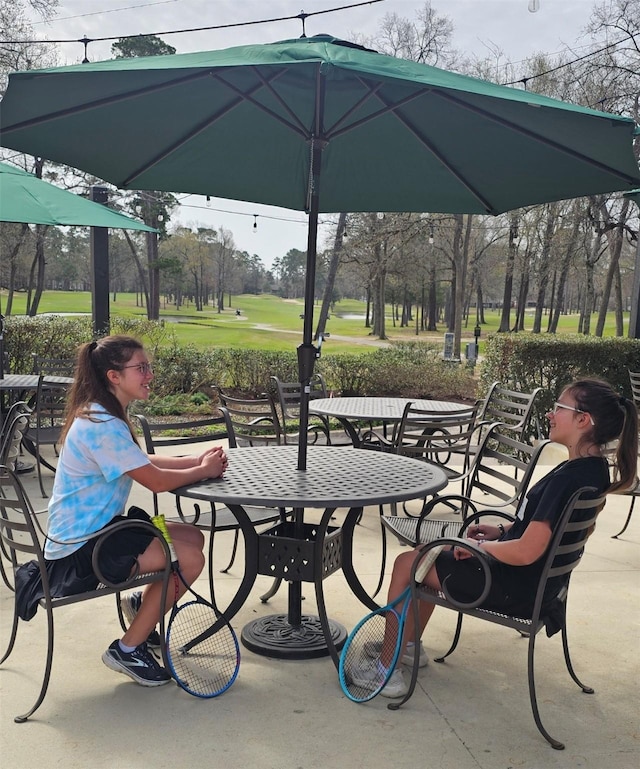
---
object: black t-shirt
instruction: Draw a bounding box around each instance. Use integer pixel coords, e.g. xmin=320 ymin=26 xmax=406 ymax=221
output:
xmin=435 ymin=455 xmax=609 ymax=619
xmin=503 ymin=455 xmax=609 ymax=606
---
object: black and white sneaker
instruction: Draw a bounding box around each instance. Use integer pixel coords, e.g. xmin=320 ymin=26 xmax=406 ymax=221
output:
xmin=120 ymin=591 xmax=162 ymax=648
xmin=102 ymin=640 xmax=171 ymax=687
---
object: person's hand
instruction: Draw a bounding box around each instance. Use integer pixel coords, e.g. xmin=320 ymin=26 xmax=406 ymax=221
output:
xmin=453 ymin=541 xmax=477 ymax=560
xmin=467 ymin=523 xmax=501 ymax=541
xmin=199 ymin=446 xmax=228 ymax=478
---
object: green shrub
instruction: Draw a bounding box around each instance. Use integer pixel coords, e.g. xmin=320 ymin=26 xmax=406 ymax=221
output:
xmin=480 ymin=334 xmax=640 ymax=423
xmin=4 ymin=317 xmax=474 ymax=403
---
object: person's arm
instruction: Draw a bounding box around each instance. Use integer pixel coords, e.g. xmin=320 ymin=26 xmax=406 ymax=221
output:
xmin=127 ymin=446 xmax=228 ymax=493
xmin=467 ymin=522 xmax=512 ymax=540
xmin=473 ymin=520 xmax=552 ymax=565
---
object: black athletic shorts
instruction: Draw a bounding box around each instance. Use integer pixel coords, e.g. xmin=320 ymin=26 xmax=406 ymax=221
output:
xmin=435 ymin=549 xmax=536 ymax=618
xmin=46 ymin=506 xmax=156 ymax=593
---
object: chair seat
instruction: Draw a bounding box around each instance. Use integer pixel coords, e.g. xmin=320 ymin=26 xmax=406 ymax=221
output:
xmin=167 ymin=504 xmax=282 ymax=531
xmin=381 ymin=515 xmax=462 ymax=546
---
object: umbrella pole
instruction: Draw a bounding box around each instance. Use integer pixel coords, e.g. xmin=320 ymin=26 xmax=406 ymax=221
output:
xmin=296 ymin=194 xmax=319 ymax=473
xmin=296 ymin=100 xmax=324 ymax=472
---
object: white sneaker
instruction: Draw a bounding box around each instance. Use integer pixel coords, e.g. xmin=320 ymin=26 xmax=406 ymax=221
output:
xmin=349 ymin=661 xmax=409 ymax=699
xmin=363 ymin=640 xmax=428 ymax=668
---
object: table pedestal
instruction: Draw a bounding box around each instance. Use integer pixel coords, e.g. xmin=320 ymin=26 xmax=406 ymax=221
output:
xmin=241 ymin=614 xmax=346 ymax=659
xmin=241 ymin=508 xmax=348 ymax=660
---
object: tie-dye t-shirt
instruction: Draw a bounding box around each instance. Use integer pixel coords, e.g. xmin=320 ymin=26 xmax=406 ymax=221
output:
xmin=45 ymin=405 xmax=150 ymax=559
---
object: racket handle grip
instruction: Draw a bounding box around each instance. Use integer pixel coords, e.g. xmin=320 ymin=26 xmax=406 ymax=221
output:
xmin=152 ymin=514 xmax=179 ymax=564
xmin=414 ymin=544 xmax=444 ymax=582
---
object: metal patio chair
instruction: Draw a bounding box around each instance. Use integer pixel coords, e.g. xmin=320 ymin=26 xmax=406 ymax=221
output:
xmin=23 ymin=375 xmax=69 ymax=497
xmin=270 ymin=374 xmax=352 ymax=446
xmin=0 ymin=464 xmax=171 ymax=723
xmin=393 ymin=487 xmax=606 ymax=751
xmin=382 ymin=424 xmax=550 ymax=549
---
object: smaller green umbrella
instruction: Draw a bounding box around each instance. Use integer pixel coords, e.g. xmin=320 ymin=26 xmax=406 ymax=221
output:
xmin=0 ymin=161 xmax=155 ymax=231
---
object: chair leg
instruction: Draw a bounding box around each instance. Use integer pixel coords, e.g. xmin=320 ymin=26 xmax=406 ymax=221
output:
xmin=611 ymin=497 xmax=635 ymax=539
xmin=561 ymin=622 xmax=594 ymax=694
xmin=14 ymin=604 xmax=55 ymax=723
xmin=527 ymin=631 xmax=566 ymax=749
xmin=219 ymin=530 xmax=239 ymax=574
xmin=0 ymin=604 xmax=20 ymax=665
xmin=36 ymin=452 xmax=48 ymax=498
xmin=434 ymin=613 xmax=464 ymax=662
xmin=0 ymin=544 xmax=15 ymax=591
xmin=259 ymin=577 xmax=282 ymax=603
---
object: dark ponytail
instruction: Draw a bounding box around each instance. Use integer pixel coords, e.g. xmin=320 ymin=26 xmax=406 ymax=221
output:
xmin=61 ymin=335 xmax=144 ymax=443
xmin=568 ymin=378 xmax=638 ymax=494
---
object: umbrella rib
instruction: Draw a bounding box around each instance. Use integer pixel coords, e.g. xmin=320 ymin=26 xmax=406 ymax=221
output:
xmin=216 ymin=66 xmax=311 ymax=138
xmin=434 ymin=89 xmax=640 ymax=185
xmin=347 ymin=84 xmax=498 ymax=214
xmin=326 ymin=82 xmax=432 ymax=141
xmin=0 ymin=69 xmax=220 ymax=134
xmin=121 ymin=69 xmax=299 ymax=188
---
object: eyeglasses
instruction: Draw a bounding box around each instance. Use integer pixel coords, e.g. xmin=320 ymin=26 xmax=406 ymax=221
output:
xmin=553 ymin=401 xmax=594 ymax=426
xmin=122 ymin=362 xmax=154 ymax=376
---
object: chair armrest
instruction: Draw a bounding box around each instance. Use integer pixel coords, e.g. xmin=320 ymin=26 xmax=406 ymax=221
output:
xmin=38 ymin=518 xmax=171 ymax=591
xmin=358 ymin=429 xmax=395 ymax=451
xmin=410 ymin=536 xmax=496 ymax=610
xmin=90 ymin=519 xmax=171 ymax=590
xmin=456 ymin=509 xmax=517 ymax=536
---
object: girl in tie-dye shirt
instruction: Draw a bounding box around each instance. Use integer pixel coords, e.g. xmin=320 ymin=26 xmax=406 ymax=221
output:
xmin=43 ymin=335 xmax=228 ymax=687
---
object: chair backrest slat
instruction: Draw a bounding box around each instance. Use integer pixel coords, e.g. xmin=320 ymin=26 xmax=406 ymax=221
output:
xmin=628 ymin=370 xmax=640 ymax=411
xmin=533 ymin=488 xmax=605 ymax=607
xmin=135 ymin=414 xmax=228 ymax=451
xmin=466 ymin=424 xmax=550 ymax=509
xmin=217 ymin=389 xmax=282 ymax=448
xmin=479 ymin=382 xmax=543 ymax=442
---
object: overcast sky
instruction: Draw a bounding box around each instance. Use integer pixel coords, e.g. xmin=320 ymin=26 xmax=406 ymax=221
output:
xmin=23 ymin=0 xmax=600 ymax=267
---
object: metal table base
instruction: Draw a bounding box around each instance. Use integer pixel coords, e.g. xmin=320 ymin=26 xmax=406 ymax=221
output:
xmin=241 ymin=613 xmax=347 ymax=659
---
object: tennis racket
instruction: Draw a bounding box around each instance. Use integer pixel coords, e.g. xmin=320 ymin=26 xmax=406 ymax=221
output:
xmin=152 ymin=514 xmax=240 ymax=698
xmin=339 ymin=543 xmax=444 ymax=703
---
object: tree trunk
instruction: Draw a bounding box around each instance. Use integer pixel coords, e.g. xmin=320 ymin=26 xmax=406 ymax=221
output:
xmin=532 ymin=208 xmax=556 ymax=333
xmin=498 ymin=214 xmax=518 ymax=332
xmin=595 ymin=199 xmax=630 ymax=337
xmin=124 ymin=231 xmax=151 ymax=311
xmin=315 ymin=212 xmax=346 ymax=341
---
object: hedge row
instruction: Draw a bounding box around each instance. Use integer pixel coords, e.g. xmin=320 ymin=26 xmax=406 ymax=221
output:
xmin=479 ymin=334 xmax=640 ymax=424
xmin=3 ymin=317 xmax=476 ymax=402
xmin=6 ymin=317 xmax=639 ymax=415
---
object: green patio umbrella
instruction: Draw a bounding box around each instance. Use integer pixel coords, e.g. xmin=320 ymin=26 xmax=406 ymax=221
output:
xmin=2 ymin=34 xmax=639 ymax=466
xmin=0 ymin=161 xmax=155 ymax=230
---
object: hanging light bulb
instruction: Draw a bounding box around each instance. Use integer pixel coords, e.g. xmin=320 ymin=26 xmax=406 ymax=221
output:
xmin=528 ymin=0 xmax=540 ymax=12
xmin=206 ymin=195 xmax=211 ymax=207
xmin=253 ymin=214 xmax=258 ymax=232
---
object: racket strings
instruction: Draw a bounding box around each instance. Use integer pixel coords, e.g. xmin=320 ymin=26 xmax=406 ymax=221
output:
xmin=340 ymin=610 xmax=401 ymax=701
xmin=167 ymin=601 xmax=239 ymax=697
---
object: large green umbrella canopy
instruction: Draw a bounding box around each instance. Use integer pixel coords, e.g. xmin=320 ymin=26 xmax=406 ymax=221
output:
xmin=1 ymin=34 xmax=638 ymax=215
xmin=2 ymin=34 xmax=639 ymax=466
xmin=0 ymin=161 xmax=155 ymax=230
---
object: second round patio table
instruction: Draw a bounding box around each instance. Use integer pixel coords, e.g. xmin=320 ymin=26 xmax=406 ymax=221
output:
xmin=310 ymin=396 xmax=470 ymax=447
xmin=173 ymin=445 xmax=448 ymax=666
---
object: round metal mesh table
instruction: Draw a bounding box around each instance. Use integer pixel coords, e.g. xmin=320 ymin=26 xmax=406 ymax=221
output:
xmin=175 ymin=445 xmax=448 ymax=661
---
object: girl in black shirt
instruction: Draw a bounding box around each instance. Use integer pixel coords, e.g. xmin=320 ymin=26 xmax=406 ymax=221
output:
xmin=359 ymin=378 xmax=638 ymax=699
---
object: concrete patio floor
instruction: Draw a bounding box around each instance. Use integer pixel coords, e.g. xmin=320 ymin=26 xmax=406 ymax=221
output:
xmin=1 ymin=442 xmax=638 ymax=769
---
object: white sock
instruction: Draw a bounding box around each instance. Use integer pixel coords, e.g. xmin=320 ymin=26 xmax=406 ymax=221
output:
xmin=118 ymin=640 xmax=137 ymax=654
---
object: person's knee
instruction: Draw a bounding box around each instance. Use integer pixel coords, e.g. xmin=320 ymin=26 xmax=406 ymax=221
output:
xmin=393 ymin=550 xmax=417 ymax=578
xmin=184 ymin=547 xmax=205 ymax=581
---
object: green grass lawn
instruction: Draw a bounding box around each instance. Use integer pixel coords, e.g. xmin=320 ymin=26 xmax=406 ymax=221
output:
xmin=1 ymin=289 xmax=630 ymax=352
